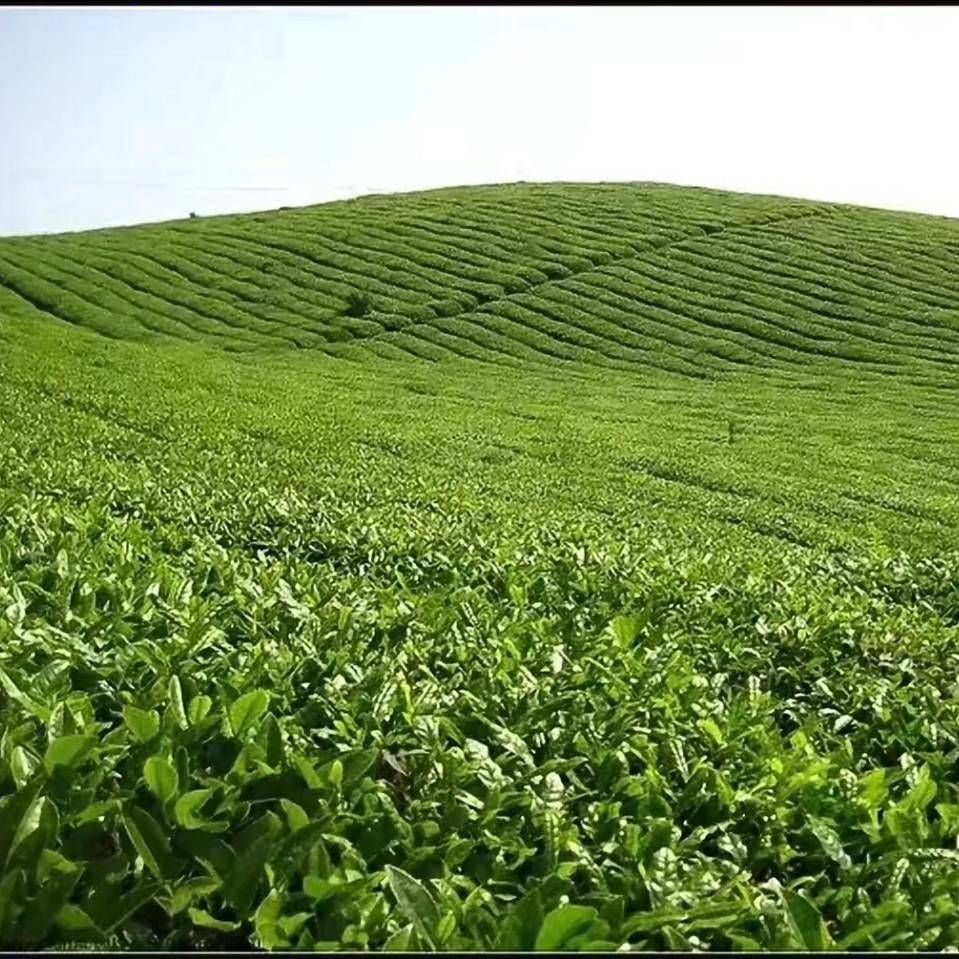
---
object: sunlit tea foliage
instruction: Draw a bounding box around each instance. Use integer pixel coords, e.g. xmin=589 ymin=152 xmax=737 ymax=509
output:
xmin=2 ymin=183 xmax=959 ymax=950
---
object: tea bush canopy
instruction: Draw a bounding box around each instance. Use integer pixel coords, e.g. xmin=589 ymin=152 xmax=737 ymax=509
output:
xmin=2 ymin=182 xmax=959 ymax=950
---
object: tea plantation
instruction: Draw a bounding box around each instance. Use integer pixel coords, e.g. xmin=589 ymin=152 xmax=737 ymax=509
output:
xmin=2 ymin=183 xmax=959 ymax=950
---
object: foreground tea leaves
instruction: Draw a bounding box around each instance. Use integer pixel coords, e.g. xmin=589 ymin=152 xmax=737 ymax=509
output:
xmin=3 ymin=276 xmax=959 ymax=948
xmin=534 ymin=904 xmax=600 ymax=950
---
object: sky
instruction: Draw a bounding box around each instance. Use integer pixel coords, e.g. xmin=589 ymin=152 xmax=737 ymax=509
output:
xmin=3 ymin=5 xmax=959 ymax=236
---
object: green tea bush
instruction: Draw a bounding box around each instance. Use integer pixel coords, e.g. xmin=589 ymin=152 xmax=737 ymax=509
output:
xmin=3 ymin=182 xmax=959 ymax=950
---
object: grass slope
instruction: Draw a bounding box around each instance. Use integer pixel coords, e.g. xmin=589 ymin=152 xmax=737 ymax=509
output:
xmin=1 ymin=183 xmax=959 ymax=951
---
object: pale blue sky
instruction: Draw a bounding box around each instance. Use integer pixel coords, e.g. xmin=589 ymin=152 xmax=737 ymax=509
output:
xmin=3 ymin=5 xmax=959 ymax=236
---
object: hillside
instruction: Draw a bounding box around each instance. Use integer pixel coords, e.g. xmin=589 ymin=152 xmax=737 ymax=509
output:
xmin=3 ymin=182 xmax=959 ymax=385
xmin=2 ymin=184 xmax=959 ymax=951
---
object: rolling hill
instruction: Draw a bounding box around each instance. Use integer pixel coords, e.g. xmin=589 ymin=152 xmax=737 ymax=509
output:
xmin=3 ymin=182 xmax=959 ymax=384
xmin=2 ymin=183 xmax=959 ymax=951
